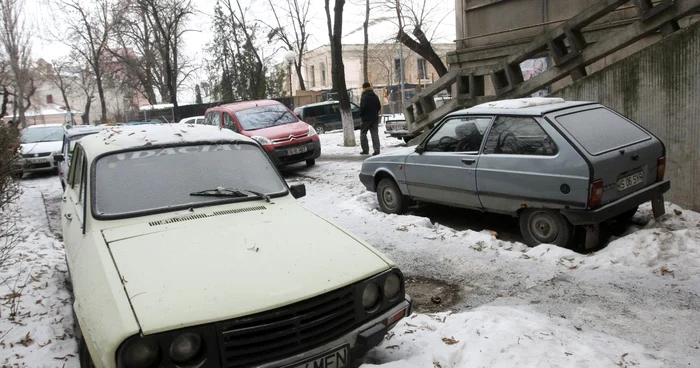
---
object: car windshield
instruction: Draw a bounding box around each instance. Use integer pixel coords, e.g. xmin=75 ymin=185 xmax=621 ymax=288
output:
xmin=93 ymin=143 xmax=287 ymax=218
xmin=20 ymin=126 xmax=64 ymax=143
xmin=236 ymin=104 xmax=298 ymax=131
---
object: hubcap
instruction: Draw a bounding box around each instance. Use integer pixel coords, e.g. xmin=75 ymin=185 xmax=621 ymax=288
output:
xmin=382 ymin=187 xmax=396 ymax=209
xmin=529 ymin=212 xmax=558 ymax=243
xmin=315 ymin=126 xmax=324 ymax=134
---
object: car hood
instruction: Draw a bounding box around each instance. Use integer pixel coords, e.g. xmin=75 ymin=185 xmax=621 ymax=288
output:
xmin=19 ymin=141 xmax=62 ymax=155
xmin=364 ymin=147 xmax=416 ymax=163
xmin=241 ymin=121 xmax=310 ymax=140
xmin=102 ymin=201 xmax=391 ymax=334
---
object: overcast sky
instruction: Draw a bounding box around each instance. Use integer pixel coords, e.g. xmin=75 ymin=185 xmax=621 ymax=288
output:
xmin=27 ymin=0 xmax=455 ymax=103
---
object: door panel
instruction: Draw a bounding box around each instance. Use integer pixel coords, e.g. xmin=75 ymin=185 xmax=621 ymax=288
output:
xmin=61 ymin=148 xmax=86 ymax=263
xmin=404 ymin=152 xmax=481 ymax=208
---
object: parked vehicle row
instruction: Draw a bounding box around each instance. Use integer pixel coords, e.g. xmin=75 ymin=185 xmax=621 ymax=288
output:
xmin=12 ymin=123 xmax=65 ymax=178
xmin=360 ymin=98 xmax=670 ymax=249
xmin=61 ymin=124 xmax=411 ymax=368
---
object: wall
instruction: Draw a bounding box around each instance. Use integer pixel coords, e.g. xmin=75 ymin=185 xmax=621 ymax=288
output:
xmin=552 ymin=21 xmax=700 ymax=211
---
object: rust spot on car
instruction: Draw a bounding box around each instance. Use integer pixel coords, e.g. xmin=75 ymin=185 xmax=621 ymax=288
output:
xmin=399 ymin=164 xmax=403 ymax=170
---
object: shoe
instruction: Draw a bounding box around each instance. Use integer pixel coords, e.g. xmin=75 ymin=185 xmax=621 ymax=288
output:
xmin=372 ymin=152 xmax=380 ymax=156
xmin=360 ymin=151 xmax=369 ymax=155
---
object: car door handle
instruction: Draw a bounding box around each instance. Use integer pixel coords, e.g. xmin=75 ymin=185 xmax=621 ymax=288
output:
xmin=64 ymin=214 xmax=72 ymax=221
xmin=461 ymin=158 xmax=476 ymax=166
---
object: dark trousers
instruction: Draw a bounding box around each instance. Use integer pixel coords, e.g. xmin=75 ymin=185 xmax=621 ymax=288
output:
xmin=360 ymin=120 xmax=380 ymax=154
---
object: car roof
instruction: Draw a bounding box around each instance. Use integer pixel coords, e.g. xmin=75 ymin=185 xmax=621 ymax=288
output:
xmin=450 ymin=98 xmax=596 ymax=117
xmin=78 ymin=124 xmax=255 ymax=160
xmin=25 ymin=123 xmax=64 ymax=129
xmin=63 ymin=125 xmax=106 ymax=138
xmin=209 ymin=99 xmax=282 ymax=114
xmin=299 ymin=100 xmax=339 ymax=108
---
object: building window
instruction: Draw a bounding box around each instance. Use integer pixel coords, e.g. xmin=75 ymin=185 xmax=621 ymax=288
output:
xmin=417 ymin=59 xmax=427 ymax=80
xmin=320 ymin=63 xmax=326 ymax=86
xmin=309 ymin=65 xmax=316 ymax=87
xmin=46 ymin=94 xmax=53 ymax=104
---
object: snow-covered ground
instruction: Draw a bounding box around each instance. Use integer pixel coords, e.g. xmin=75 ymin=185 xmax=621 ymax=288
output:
xmin=1 ymin=127 xmax=699 ymax=367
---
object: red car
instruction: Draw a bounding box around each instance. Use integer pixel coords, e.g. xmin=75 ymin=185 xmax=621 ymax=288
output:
xmin=203 ymin=100 xmax=321 ymax=167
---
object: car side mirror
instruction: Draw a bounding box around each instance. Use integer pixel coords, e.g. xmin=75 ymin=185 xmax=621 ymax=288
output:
xmin=54 ymin=154 xmax=65 ymax=162
xmin=415 ymin=145 xmax=424 ymax=154
xmin=290 ymin=184 xmax=306 ymax=199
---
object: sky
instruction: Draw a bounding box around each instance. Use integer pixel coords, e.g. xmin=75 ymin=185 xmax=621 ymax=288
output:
xmin=26 ymin=0 xmax=456 ymax=104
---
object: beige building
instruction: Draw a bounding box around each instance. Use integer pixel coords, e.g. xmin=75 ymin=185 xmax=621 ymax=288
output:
xmin=287 ymin=43 xmax=454 ymax=106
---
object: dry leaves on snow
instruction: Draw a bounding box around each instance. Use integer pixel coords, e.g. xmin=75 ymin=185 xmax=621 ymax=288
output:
xmin=441 ymin=337 xmax=459 ymax=345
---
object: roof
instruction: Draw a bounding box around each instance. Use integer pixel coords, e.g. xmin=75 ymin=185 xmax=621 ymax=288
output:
xmin=453 ymin=98 xmax=596 ymax=116
xmin=78 ymin=124 xmax=254 ymax=159
xmin=208 ymin=99 xmax=282 ymax=114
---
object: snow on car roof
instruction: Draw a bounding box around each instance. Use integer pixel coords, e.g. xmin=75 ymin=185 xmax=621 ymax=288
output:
xmin=78 ymin=124 xmax=254 ymax=158
xmin=455 ymin=98 xmax=595 ymax=116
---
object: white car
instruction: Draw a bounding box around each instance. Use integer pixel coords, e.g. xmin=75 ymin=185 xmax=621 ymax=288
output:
xmin=178 ymin=115 xmax=205 ymax=125
xmin=57 ymin=125 xmax=105 ymax=190
xmin=13 ymin=123 xmax=64 ymax=177
xmin=62 ymin=124 xmax=411 ymax=368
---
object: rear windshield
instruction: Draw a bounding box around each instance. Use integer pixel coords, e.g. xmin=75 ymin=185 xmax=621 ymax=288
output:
xmin=554 ymin=107 xmax=650 ymax=155
xmin=236 ymin=104 xmax=298 ymax=131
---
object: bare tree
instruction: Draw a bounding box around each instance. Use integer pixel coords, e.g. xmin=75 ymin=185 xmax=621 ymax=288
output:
xmin=0 ymin=0 xmax=32 ymax=127
xmin=54 ymin=0 xmax=125 ymax=124
xmin=325 ymin=0 xmax=356 ymax=146
xmin=140 ymin=0 xmax=194 ymax=120
xmin=386 ymin=0 xmax=449 ymax=77
xmin=76 ymin=61 xmax=97 ymax=125
xmin=39 ymin=58 xmax=76 ymax=114
xmin=265 ymin=0 xmax=311 ymax=91
xmin=223 ymin=0 xmax=267 ymax=99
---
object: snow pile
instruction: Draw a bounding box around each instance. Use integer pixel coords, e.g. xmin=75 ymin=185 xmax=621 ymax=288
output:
xmin=0 ymin=179 xmax=77 ymax=366
xmin=363 ymin=306 xmax=662 ymax=367
xmin=475 ymin=97 xmax=566 ymax=110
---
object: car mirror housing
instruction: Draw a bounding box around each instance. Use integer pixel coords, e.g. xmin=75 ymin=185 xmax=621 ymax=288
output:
xmin=290 ymin=184 xmax=306 ymax=199
xmin=415 ymin=146 xmax=424 ymax=154
xmin=54 ymin=153 xmax=65 ymax=162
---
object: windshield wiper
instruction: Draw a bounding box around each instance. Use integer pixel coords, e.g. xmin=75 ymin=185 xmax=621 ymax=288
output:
xmin=189 ymin=187 xmax=271 ymax=202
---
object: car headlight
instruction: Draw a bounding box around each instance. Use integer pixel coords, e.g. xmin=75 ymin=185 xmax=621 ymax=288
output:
xmin=251 ymin=136 xmax=272 ymax=145
xmin=52 ymin=151 xmax=61 ymax=156
xmin=122 ymin=338 xmax=160 ymax=368
xmin=169 ymin=332 xmax=204 ymax=365
xmin=384 ymin=273 xmax=401 ymax=301
xmin=307 ymin=125 xmax=317 ymax=137
xmin=362 ymin=282 xmax=380 ymax=312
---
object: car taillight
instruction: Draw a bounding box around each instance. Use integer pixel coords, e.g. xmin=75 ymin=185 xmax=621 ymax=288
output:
xmin=656 ymin=157 xmax=666 ymax=182
xmin=588 ymin=180 xmax=603 ymax=209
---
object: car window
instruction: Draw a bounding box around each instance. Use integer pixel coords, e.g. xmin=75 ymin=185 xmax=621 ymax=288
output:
xmin=305 ymin=105 xmax=326 ymax=119
xmin=92 ymin=143 xmax=288 ymax=218
xmin=483 ymin=116 xmax=558 ymax=156
xmin=350 ymin=103 xmax=360 ymax=112
xmin=20 ymin=126 xmax=64 ymax=143
xmin=223 ymin=113 xmax=238 ymax=132
xmin=204 ymin=112 xmax=220 ymax=127
xmin=554 ymin=107 xmax=649 ymax=155
xmin=235 ymin=104 xmax=298 ymax=131
xmin=424 ymin=117 xmax=491 ymax=153
xmin=293 ymin=108 xmax=302 ymax=117
xmin=69 ymin=146 xmax=84 ymax=189
xmin=195 ymin=118 xmax=204 ymax=124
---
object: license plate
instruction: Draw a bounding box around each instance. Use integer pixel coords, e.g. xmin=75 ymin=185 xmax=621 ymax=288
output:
xmin=386 ymin=123 xmax=406 ymax=132
xmin=286 ymin=345 xmax=348 ymax=368
xmin=617 ymin=171 xmax=644 ymax=191
xmin=287 ymin=146 xmax=308 ymax=156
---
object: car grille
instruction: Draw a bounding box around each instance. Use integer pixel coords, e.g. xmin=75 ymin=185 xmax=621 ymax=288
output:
xmin=272 ymin=133 xmax=309 ymax=144
xmin=22 ymin=152 xmax=51 ymax=158
xmin=216 ymin=285 xmax=357 ymax=367
xmin=25 ymin=162 xmax=52 ymax=169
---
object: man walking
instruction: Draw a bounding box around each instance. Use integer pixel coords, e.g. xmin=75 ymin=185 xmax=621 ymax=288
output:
xmin=359 ymin=82 xmax=381 ymax=155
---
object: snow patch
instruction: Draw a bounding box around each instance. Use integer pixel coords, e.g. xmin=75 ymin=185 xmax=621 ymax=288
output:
xmin=476 ymin=97 xmax=566 ymax=109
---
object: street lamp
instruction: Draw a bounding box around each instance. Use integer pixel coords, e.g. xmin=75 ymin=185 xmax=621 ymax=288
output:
xmin=283 ymin=50 xmax=296 ymax=99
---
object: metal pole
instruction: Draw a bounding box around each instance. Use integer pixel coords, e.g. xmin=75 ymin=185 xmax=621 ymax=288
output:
xmin=288 ymin=62 xmax=293 ymax=101
xmin=398 ymin=43 xmax=406 ymax=110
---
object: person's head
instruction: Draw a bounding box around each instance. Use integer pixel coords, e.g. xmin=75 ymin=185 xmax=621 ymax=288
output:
xmin=362 ymin=82 xmax=371 ymax=90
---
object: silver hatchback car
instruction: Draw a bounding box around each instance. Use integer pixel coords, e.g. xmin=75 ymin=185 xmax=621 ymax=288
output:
xmin=359 ymin=98 xmax=670 ymax=249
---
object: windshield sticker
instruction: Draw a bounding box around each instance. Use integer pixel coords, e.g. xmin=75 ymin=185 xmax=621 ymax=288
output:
xmin=114 ymin=144 xmax=241 ymax=161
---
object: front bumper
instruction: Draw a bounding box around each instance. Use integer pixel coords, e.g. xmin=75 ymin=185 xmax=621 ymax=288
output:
xmin=258 ymin=296 xmax=412 ymax=368
xmin=13 ymin=156 xmax=58 ymax=173
xmin=268 ymin=140 xmax=322 ymax=167
xmin=562 ymin=180 xmax=670 ymax=225
xmin=359 ymin=173 xmax=375 ymax=192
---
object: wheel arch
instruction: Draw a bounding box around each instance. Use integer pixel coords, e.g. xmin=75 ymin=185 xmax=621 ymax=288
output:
xmin=373 ymin=169 xmax=405 ymax=194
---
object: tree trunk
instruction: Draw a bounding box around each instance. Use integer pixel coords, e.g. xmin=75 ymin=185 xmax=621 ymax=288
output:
xmin=60 ymin=86 xmax=71 ymax=114
xmin=326 ymin=0 xmax=355 ymax=146
xmin=16 ymin=77 xmax=25 ymax=128
xmin=294 ymin=61 xmax=306 ymax=91
xmin=95 ymin=70 xmax=108 ymax=124
xmin=362 ymin=0 xmax=369 ymax=83
xmin=82 ymin=98 xmax=92 ymax=125
xmin=397 ymin=28 xmax=448 ymax=77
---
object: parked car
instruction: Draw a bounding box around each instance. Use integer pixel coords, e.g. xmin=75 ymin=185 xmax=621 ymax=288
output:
xmin=294 ymin=100 xmax=362 ymax=134
xmin=125 ymin=119 xmax=162 ymax=125
xmin=385 ymin=96 xmax=451 ymax=142
xmin=359 ymin=98 xmax=670 ymax=249
xmin=178 ymin=115 xmax=205 ymax=125
xmin=205 ymin=99 xmax=321 ymax=167
xmin=55 ymin=125 xmax=105 ymax=190
xmin=12 ymin=123 xmax=64 ymax=178
xmin=62 ymin=124 xmax=411 ymax=368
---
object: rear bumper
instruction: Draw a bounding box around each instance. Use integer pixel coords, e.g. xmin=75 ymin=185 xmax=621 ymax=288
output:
xmin=562 ymin=180 xmax=670 ymax=225
xmin=258 ymin=297 xmax=412 ymax=368
xmin=359 ymin=173 xmax=375 ymax=192
xmin=268 ymin=140 xmax=321 ymax=166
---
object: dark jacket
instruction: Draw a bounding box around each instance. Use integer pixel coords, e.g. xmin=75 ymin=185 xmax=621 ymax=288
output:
xmin=360 ymin=88 xmax=381 ymax=122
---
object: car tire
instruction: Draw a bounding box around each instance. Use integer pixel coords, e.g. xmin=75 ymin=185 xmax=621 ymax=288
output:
xmin=314 ymin=124 xmax=326 ymax=134
xmin=79 ymin=337 xmax=96 ymax=368
xmin=403 ymin=137 xmax=411 ymax=143
xmin=376 ymin=178 xmax=407 ymax=214
xmin=519 ymin=209 xmax=573 ymax=247
xmin=13 ymin=171 xmax=22 ymax=180
xmin=306 ymin=159 xmax=316 ymax=167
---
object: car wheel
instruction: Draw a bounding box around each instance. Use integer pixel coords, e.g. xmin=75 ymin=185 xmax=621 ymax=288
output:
xmin=615 ymin=206 xmax=639 ymax=223
xmin=403 ymin=137 xmax=411 ymax=143
xmin=519 ymin=209 xmax=573 ymax=247
xmin=376 ymin=178 xmax=407 ymax=214
xmin=306 ymin=159 xmax=316 ymax=167
xmin=79 ymin=338 xmax=96 ymax=368
xmin=314 ymin=124 xmax=326 ymax=134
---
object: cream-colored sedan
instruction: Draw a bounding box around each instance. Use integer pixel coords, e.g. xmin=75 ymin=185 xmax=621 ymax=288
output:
xmin=61 ymin=124 xmax=411 ymax=368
